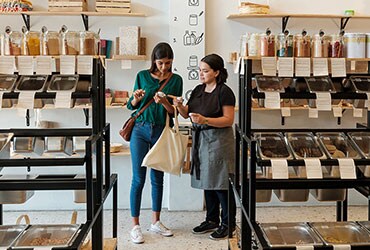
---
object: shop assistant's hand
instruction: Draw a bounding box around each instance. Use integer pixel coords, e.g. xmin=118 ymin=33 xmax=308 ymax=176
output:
xmin=189 ymin=113 xmax=207 ymax=125
xmin=173 ymin=96 xmax=184 ymax=107
xmin=154 ymin=92 xmax=168 ymax=104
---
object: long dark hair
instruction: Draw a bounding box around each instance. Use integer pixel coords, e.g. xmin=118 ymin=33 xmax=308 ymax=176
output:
xmin=149 ymin=42 xmax=174 ymax=73
xmin=201 ymin=54 xmax=228 ymax=84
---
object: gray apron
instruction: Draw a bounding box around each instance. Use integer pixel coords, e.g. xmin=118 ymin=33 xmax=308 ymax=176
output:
xmin=191 ymin=126 xmax=235 ymax=190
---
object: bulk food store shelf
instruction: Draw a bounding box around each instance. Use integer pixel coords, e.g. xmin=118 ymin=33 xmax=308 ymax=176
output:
xmin=0 ymin=58 xmax=116 ymax=250
xmin=229 ymin=58 xmax=370 ymax=250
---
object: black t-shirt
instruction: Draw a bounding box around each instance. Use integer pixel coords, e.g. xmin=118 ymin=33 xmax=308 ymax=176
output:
xmin=188 ymin=83 xmax=236 ymax=118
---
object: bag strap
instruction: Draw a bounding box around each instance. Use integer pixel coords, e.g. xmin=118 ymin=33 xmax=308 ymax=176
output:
xmin=133 ymin=72 xmax=173 ymax=119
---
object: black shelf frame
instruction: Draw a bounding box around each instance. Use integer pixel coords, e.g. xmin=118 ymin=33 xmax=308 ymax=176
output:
xmin=229 ymin=58 xmax=370 ymax=250
xmin=0 ymin=58 xmax=117 ymax=250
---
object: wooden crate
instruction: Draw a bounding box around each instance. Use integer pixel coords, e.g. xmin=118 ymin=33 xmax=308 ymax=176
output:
xmin=48 ymin=0 xmax=87 ymax=12
xmin=96 ymin=0 xmax=131 ymax=13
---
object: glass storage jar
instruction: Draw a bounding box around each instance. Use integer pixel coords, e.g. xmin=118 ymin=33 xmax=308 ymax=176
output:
xmin=329 ymin=34 xmax=344 ymax=58
xmin=60 ymin=26 xmax=79 ymax=56
xmin=260 ymin=33 xmax=275 ymax=57
xmin=276 ymin=33 xmax=293 ymax=57
xmin=41 ymin=26 xmax=59 ymax=56
xmin=27 ymin=31 xmax=41 ymax=56
xmin=239 ymin=34 xmax=248 ymax=57
xmin=294 ymin=33 xmax=311 ymax=57
xmin=311 ymin=33 xmax=330 ymax=58
xmin=80 ymin=31 xmax=99 ymax=55
xmin=248 ymin=33 xmax=260 ymax=56
xmin=5 ymin=27 xmax=22 ymax=56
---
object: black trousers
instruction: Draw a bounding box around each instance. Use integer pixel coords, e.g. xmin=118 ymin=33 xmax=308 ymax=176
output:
xmin=204 ymin=189 xmax=236 ymax=228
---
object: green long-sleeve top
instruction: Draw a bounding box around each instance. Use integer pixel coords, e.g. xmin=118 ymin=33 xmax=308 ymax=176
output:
xmin=127 ymin=70 xmax=183 ymax=125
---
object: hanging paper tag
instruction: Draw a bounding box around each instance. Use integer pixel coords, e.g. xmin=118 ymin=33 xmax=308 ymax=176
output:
xmin=313 ymin=58 xmax=329 ymax=76
xmin=240 ymin=57 xmax=245 ymax=75
xmin=35 ymin=56 xmax=52 ymax=75
xmin=271 ymin=159 xmax=289 ymax=179
xmin=234 ymin=56 xmax=241 ymax=74
xmin=261 ymin=57 xmax=277 ymax=76
xmin=77 ymin=56 xmax=93 ymax=75
xmin=0 ymin=91 xmax=3 ymax=110
xmin=296 ymin=246 xmax=314 ymax=250
xmin=304 ymin=158 xmax=323 ymax=179
xmin=350 ymin=61 xmax=356 ymax=71
xmin=281 ymin=107 xmax=291 ymax=117
xmin=295 ymin=57 xmax=311 ymax=77
xmin=17 ymin=91 xmax=35 ymax=109
xmin=366 ymin=93 xmax=370 ymax=109
xmin=264 ymin=92 xmax=280 ymax=109
xmin=332 ymin=106 xmax=342 ymax=117
xmin=337 ymin=158 xmax=356 ymax=179
xmin=60 ymin=55 xmax=76 ymax=75
xmin=316 ymin=92 xmax=332 ymax=111
xmin=55 ymin=91 xmax=73 ymax=108
xmin=331 ymin=58 xmax=346 ymax=77
xmin=121 ymin=60 xmax=132 ymax=69
xmin=0 ymin=56 xmax=15 ymax=74
xmin=278 ymin=58 xmax=294 ymax=77
xmin=333 ymin=244 xmax=350 ymax=250
xmin=17 ymin=56 xmax=34 ymax=75
xmin=353 ymin=108 xmax=363 ymax=118
xmin=308 ymin=108 xmax=318 ymax=118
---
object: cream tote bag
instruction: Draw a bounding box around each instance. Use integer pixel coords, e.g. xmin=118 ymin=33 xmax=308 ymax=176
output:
xmin=142 ymin=107 xmax=189 ymax=175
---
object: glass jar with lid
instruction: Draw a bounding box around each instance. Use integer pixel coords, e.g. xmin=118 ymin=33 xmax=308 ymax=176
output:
xmin=80 ymin=31 xmax=99 ymax=55
xmin=60 ymin=25 xmax=79 ymax=55
xmin=277 ymin=32 xmax=293 ymax=57
xmin=248 ymin=33 xmax=260 ymax=57
xmin=260 ymin=29 xmax=275 ymax=57
xmin=311 ymin=30 xmax=330 ymax=58
xmin=41 ymin=26 xmax=60 ymax=56
xmin=4 ymin=26 xmax=22 ymax=56
xmin=294 ymin=31 xmax=311 ymax=57
xmin=329 ymin=34 xmax=344 ymax=58
xmin=27 ymin=31 xmax=41 ymax=56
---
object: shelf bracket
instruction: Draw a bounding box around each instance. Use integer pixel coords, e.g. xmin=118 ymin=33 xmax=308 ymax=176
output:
xmin=83 ymin=108 xmax=89 ymax=126
xmin=340 ymin=17 xmax=351 ymax=31
xmin=282 ymin=16 xmax=290 ymax=33
xmin=337 ymin=117 xmax=341 ymax=125
xmin=26 ymin=109 xmax=30 ymax=127
xmin=281 ymin=116 xmax=285 ymax=126
xmin=81 ymin=14 xmax=89 ymax=31
xmin=21 ymin=13 xmax=30 ymax=31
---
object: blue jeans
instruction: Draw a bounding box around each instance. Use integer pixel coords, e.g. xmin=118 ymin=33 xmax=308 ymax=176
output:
xmin=130 ymin=121 xmax=165 ymax=217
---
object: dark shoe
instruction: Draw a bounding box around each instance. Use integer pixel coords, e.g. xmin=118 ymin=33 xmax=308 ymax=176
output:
xmin=192 ymin=221 xmax=219 ymax=234
xmin=209 ymin=225 xmax=235 ymax=240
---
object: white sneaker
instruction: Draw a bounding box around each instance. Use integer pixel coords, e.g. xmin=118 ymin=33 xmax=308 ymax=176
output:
xmin=149 ymin=221 xmax=173 ymax=237
xmin=130 ymin=225 xmax=144 ymax=244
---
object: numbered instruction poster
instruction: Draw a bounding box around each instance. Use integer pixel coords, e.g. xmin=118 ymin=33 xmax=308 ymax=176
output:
xmin=170 ymin=0 xmax=205 ymax=96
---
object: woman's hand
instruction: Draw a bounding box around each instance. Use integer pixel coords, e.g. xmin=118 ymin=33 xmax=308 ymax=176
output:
xmin=189 ymin=113 xmax=207 ymax=125
xmin=154 ymin=92 xmax=167 ymax=104
xmin=133 ymin=89 xmax=145 ymax=102
xmin=173 ymin=96 xmax=184 ymax=107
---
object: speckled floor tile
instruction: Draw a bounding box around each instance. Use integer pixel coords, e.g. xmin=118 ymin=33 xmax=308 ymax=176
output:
xmin=2 ymin=206 xmax=368 ymax=249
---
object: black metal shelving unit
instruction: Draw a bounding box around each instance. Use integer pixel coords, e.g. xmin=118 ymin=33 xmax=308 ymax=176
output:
xmin=229 ymin=58 xmax=370 ymax=250
xmin=0 ymin=58 xmax=117 ymax=250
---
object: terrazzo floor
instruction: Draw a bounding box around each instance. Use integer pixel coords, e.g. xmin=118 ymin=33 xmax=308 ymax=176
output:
xmin=3 ymin=206 xmax=368 ymax=250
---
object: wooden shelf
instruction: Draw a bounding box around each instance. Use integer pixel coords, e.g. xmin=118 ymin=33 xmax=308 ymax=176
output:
xmin=229 ymin=57 xmax=370 ymax=63
xmin=111 ymin=55 xmax=147 ymax=61
xmin=0 ymin=11 xmax=146 ymax=17
xmin=227 ymin=13 xmax=370 ymax=19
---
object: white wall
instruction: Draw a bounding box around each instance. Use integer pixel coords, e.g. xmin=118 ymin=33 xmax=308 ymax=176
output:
xmin=1 ymin=0 xmax=370 ymax=211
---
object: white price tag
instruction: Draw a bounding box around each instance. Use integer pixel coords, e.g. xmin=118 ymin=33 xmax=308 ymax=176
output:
xmin=308 ymin=108 xmax=318 ymax=118
xmin=121 ymin=59 xmax=132 ymax=69
xmin=17 ymin=91 xmax=35 ymax=109
xmin=316 ymin=92 xmax=332 ymax=111
xmin=281 ymin=107 xmax=291 ymax=117
xmin=261 ymin=57 xmax=277 ymax=76
xmin=55 ymin=91 xmax=73 ymax=108
xmin=17 ymin=56 xmax=34 ymax=75
xmin=35 ymin=56 xmax=52 ymax=75
xmin=278 ymin=58 xmax=294 ymax=77
xmin=331 ymin=58 xmax=346 ymax=77
xmin=296 ymin=246 xmax=314 ymax=250
xmin=60 ymin=55 xmax=76 ymax=75
xmin=353 ymin=108 xmax=363 ymax=117
xmin=350 ymin=61 xmax=356 ymax=71
xmin=313 ymin=58 xmax=329 ymax=76
xmin=304 ymin=159 xmax=323 ymax=179
xmin=337 ymin=159 xmax=356 ymax=179
xmin=366 ymin=93 xmax=370 ymax=109
xmin=332 ymin=106 xmax=342 ymax=117
xmin=240 ymin=57 xmax=245 ymax=75
xmin=333 ymin=244 xmax=350 ymax=250
xmin=0 ymin=56 xmax=15 ymax=74
xmin=264 ymin=92 xmax=280 ymax=109
xmin=77 ymin=56 xmax=93 ymax=75
xmin=271 ymin=159 xmax=289 ymax=179
xmin=234 ymin=56 xmax=241 ymax=74
xmin=0 ymin=92 xmax=3 ymax=110
xmin=295 ymin=57 xmax=311 ymax=77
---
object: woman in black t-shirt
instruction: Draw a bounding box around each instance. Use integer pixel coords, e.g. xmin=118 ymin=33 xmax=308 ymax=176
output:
xmin=174 ymin=54 xmax=236 ymax=240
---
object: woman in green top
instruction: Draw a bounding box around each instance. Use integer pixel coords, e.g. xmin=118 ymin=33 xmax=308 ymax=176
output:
xmin=126 ymin=42 xmax=183 ymax=244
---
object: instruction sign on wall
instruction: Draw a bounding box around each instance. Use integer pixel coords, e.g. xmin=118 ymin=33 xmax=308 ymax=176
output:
xmin=169 ymin=0 xmax=205 ymax=95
